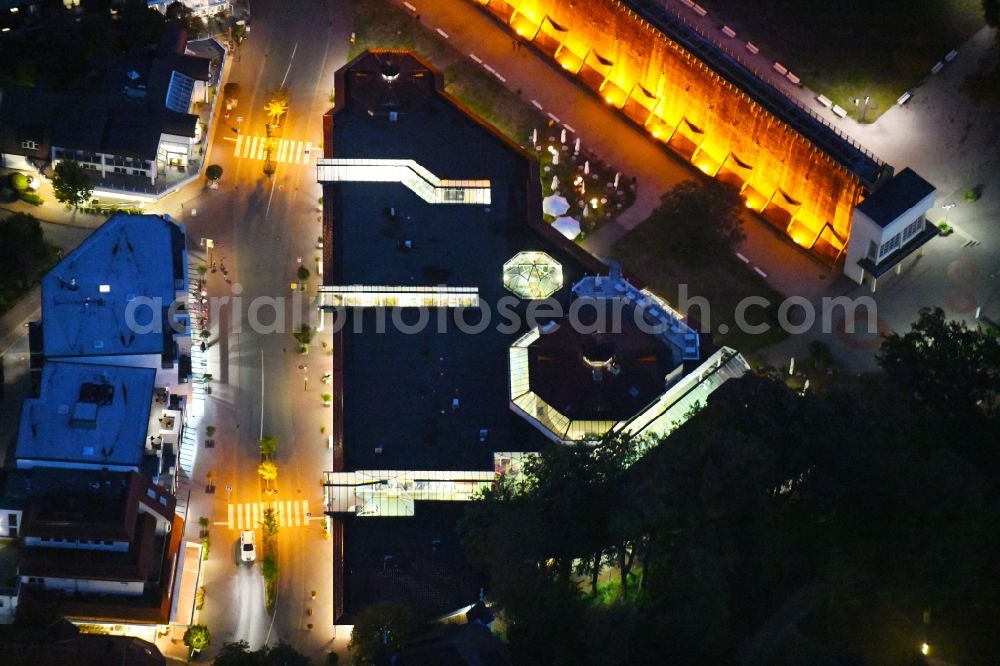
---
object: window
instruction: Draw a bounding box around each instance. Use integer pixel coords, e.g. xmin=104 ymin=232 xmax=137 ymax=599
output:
xmin=878 ymin=233 xmax=902 ymax=259
xmin=867 ymin=241 xmax=878 ymax=260
xmin=902 ymin=217 xmax=924 ymax=242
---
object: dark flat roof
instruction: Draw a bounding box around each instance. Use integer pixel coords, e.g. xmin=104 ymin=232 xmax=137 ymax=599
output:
xmin=329 ymin=52 xmax=617 ymax=618
xmin=330 ymin=52 xmax=595 ymax=472
xmin=341 ymin=504 xmax=482 ymax=621
xmin=856 ymin=167 xmax=936 ymax=228
xmin=528 ymin=306 xmax=672 ymax=421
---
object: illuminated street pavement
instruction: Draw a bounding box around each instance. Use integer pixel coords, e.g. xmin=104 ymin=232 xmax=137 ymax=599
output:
xmin=167 ymin=1 xmax=353 ymax=660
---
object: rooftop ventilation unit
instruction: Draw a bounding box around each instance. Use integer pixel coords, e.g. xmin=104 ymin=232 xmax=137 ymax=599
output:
xmin=70 ymin=402 xmax=99 ymax=429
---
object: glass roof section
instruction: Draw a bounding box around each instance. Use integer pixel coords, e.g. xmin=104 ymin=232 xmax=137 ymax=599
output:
xmin=503 ymin=251 xmax=564 ymax=300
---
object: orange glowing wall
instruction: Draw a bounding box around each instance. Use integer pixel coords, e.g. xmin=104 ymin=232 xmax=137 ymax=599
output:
xmin=475 ymin=0 xmax=865 ymax=258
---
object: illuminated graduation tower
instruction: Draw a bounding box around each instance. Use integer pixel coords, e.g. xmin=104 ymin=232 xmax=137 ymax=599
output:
xmin=470 ymin=0 xmax=892 ymax=263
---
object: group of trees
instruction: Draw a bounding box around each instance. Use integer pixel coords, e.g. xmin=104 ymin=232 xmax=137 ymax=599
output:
xmin=645 ymin=179 xmax=746 ymax=264
xmin=212 ymin=641 xmax=314 ymax=665
xmin=0 ymin=212 xmax=59 ymax=314
xmin=463 ymin=308 xmax=999 ymax=665
xmin=180 ymin=633 xmax=316 ymax=664
xmin=0 ymin=0 xmax=203 ymax=90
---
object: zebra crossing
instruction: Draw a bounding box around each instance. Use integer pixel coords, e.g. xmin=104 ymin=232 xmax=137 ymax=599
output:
xmin=227 ymin=499 xmax=314 ymax=530
xmin=233 ymin=135 xmax=313 ymax=164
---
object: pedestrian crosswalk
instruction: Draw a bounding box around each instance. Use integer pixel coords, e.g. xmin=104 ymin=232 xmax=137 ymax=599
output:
xmin=233 ymin=135 xmax=313 ymax=164
xmin=227 ymin=499 xmax=315 ymax=530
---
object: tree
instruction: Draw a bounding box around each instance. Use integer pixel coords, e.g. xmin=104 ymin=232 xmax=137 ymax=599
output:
xmin=647 ymin=179 xmax=745 ymax=264
xmin=877 ymin=306 xmax=1000 ymax=413
xmin=206 ymin=164 xmax=223 ymax=182
xmin=0 ymin=212 xmax=58 ymax=313
xmin=261 ymin=508 xmax=279 ymax=539
xmin=261 ymin=553 xmax=278 ymax=582
xmin=293 ymin=323 xmax=314 ymax=346
xmin=52 ymin=160 xmax=93 ymax=209
xmin=259 ymin=435 xmax=277 ymax=458
xmin=166 ymin=1 xmax=202 ymax=37
xmin=349 ymin=602 xmax=422 ymax=666
xmin=258 ymin=460 xmax=277 ymax=482
xmin=265 ymin=96 xmax=288 ymax=123
xmin=183 ymin=624 xmax=211 ymax=656
xmin=223 ymin=82 xmax=241 ymax=101
xmin=296 ymin=265 xmax=310 ymax=282
xmin=984 ymin=0 xmax=1000 ymax=28
xmin=9 ymin=172 xmax=29 ymax=192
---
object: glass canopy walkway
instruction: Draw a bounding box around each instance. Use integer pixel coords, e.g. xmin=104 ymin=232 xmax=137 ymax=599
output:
xmin=316 ymin=158 xmax=492 ymax=205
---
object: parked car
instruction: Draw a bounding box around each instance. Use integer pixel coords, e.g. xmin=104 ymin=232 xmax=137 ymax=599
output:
xmin=240 ymin=529 xmax=256 ymax=563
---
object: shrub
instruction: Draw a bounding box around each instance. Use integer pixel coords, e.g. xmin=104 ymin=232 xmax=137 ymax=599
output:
xmin=808 ymin=340 xmax=835 ymax=366
xmin=293 ymin=323 xmax=314 ymax=345
xmin=9 ymin=172 xmax=29 ymax=192
xmin=262 ymin=553 xmax=278 ymax=581
xmin=297 ymin=265 xmax=310 ymax=281
xmin=18 ymin=191 xmax=43 ymax=206
xmin=206 ymin=164 xmax=223 ymax=182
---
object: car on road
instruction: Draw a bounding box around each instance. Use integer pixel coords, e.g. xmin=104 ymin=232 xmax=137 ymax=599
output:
xmin=240 ymin=529 xmax=256 ymax=563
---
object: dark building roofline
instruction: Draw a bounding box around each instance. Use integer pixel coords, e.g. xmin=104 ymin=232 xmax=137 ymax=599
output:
xmin=855 ymin=167 xmax=936 ymax=228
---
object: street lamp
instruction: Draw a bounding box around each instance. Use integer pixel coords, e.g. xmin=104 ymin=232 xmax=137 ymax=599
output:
xmin=942 ymin=201 xmax=956 ymax=225
xmin=299 ymin=364 xmax=308 ymax=391
xmin=853 ymin=95 xmax=871 ymax=122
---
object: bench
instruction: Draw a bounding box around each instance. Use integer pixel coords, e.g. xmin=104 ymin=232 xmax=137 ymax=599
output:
xmin=815 ymin=95 xmax=832 ymax=108
xmin=772 ymin=62 xmax=788 ymax=75
xmin=692 ymin=3 xmax=708 ymax=17
xmin=831 ymin=105 xmax=847 ymax=119
xmin=897 ymin=91 xmax=912 ymax=105
xmin=945 ymin=49 xmax=958 ymax=62
xmin=745 ymin=41 xmax=760 ymax=54
xmin=786 ymin=72 xmax=800 ymax=85
xmin=721 ymin=25 xmax=736 ymax=38
xmin=931 ymin=61 xmax=944 ymax=74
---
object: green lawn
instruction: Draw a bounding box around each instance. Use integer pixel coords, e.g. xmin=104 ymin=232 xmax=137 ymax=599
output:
xmin=697 ymin=0 xmax=985 ymax=122
xmin=613 ymin=219 xmax=789 ymax=354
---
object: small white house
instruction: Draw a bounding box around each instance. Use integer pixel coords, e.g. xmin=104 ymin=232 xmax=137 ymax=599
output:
xmin=845 ymin=168 xmax=937 ymax=291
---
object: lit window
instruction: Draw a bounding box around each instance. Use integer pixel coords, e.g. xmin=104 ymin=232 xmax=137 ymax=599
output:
xmin=99 ymin=284 xmax=111 ymax=293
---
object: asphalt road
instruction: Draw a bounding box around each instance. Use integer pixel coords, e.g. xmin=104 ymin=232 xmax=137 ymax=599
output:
xmin=182 ymin=1 xmax=353 ymax=660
